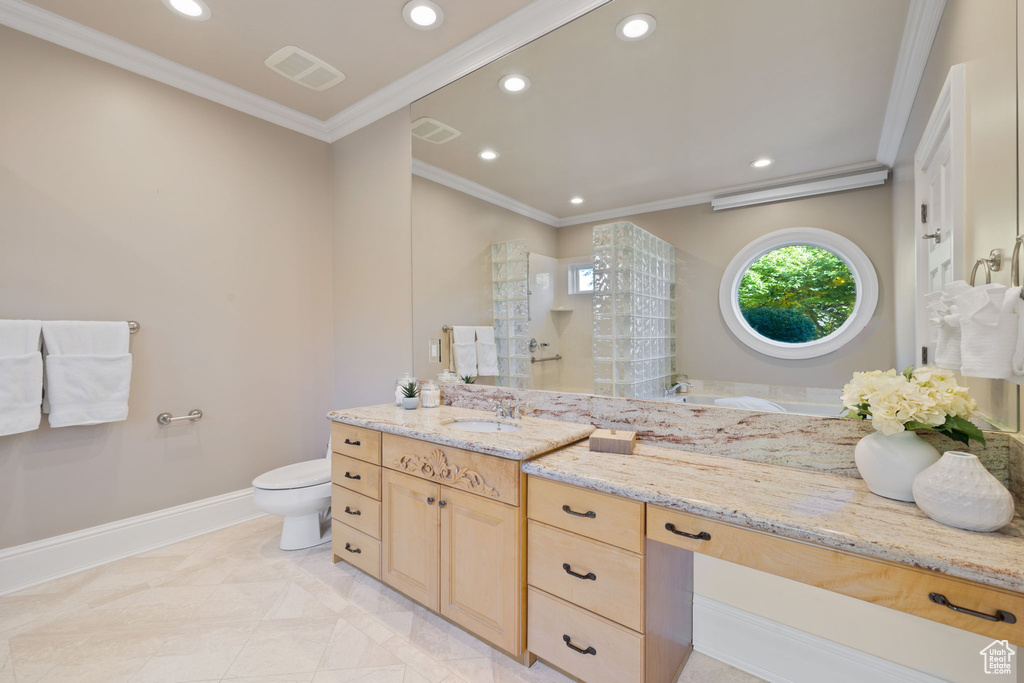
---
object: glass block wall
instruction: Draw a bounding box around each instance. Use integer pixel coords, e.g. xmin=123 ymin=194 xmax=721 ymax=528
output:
xmin=592 ymin=222 xmax=676 ymax=399
xmin=491 ymin=239 xmax=531 ymax=388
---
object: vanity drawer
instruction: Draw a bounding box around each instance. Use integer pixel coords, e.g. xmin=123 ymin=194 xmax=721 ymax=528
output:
xmin=331 ymin=485 xmax=381 ymax=539
xmin=528 ymin=586 xmax=644 ymax=683
xmin=332 ymin=518 xmax=380 ymax=579
xmin=528 ymin=520 xmax=644 ymax=632
xmin=527 ymin=476 xmax=645 ymax=553
xmin=648 ymin=505 xmax=1024 ymax=645
xmin=332 ymin=453 xmax=381 ymax=500
xmin=331 ymin=422 xmax=381 ymax=464
xmin=382 ymin=433 xmax=519 ymax=506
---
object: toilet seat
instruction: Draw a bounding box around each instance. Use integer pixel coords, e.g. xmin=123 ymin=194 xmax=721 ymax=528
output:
xmin=253 ymin=459 xmax=330 ymax=490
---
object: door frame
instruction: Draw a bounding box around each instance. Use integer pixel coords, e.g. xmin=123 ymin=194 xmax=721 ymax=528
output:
xmin=914 ymin=63 xmax=967 ymax=365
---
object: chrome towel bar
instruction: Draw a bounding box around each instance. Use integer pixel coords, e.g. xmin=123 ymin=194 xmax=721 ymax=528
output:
xmin=128 ymin=321 xmax=140 ymax=334
xmin=157 ymin=409 xmax=203 ymax=425
xmin=531 ymin=354 xmax=562 ymax=364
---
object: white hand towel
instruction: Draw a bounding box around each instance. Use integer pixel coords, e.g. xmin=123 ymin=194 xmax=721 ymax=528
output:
xmin=714 ymin=397 xmax=788 ymax=413
xmin=42 ymin=321 xmax=132 ymax=428
xmin=0 ymin=320 xmax=43 ymax=437
xmin=474 ymin=326 xmax=499 ymax=376
xmin=956 ymin=284 xmax=1019 ymax=379
xmin=451 ymin=326 xmax=478 ymax=378
xmin=927 ymin=280 xmax=972 ymax=370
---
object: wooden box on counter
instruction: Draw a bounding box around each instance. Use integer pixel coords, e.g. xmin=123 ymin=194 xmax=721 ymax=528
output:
xmin=589 ymin=429 xmax=637 ymax=454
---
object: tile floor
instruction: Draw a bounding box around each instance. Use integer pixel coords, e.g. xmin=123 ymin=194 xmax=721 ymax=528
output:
xmin=0 ymin=517 xmax=763 ymax=683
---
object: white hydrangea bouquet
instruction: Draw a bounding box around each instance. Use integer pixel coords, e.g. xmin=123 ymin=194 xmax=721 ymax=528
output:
xmin=841 ymin=366 xmax=985 ymax=446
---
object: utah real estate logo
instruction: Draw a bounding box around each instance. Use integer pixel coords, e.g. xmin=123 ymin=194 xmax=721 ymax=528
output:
xmin=980 ymin=640 xmax=1016 ymax=675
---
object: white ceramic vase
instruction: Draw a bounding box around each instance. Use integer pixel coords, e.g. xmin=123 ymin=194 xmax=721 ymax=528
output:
xmin=401 ymin=397 xmax=419 ymax=410
xmin=854 ymin=430 xmax=940 ymax=502
xmin=912 ymin=451 xmax=1015 ymax=532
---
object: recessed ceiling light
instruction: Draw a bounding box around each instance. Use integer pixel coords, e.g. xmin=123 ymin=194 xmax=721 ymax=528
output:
xmin=403 ymin=1 xmax=444 ymax=30
xmin=499 ymin=74 xmax=531 ymax=94
xmin=616 ymin=14 xmax=656 ymax=41
xmin=479 ymin=150 xmax=498 ymax=161
xmin=570 ymin=197 xmax=585 ymax=205
xmin=161 ymin=0 xmax=211 ymax=20
xmin=751 ymin=158 xmax=774 ymax=168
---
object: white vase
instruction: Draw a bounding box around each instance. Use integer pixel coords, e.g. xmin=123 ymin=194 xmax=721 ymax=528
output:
xmin=854 ymin=430 xmax=940 ymax=502
xmin=401 ymin=397 xmax=419 ymax=410
xmin=912 ymin=451 xmax=1015 ymax=532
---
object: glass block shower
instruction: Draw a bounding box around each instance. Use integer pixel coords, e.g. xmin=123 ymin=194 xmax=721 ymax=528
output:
xmin=592 ymin=222 xmax=676 ymax=399
xmin=491 ymin=239 xmax=531 ymax=388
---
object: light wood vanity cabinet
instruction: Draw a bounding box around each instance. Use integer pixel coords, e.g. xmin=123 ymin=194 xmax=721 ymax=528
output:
xmin=333 ymin=426 xmax=527 ymax=657
xmin=526 ymin=477 xmax=692 ymax=683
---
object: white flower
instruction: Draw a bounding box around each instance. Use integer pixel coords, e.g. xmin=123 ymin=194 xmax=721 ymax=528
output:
xmin=841 ymin=366 xmax=976 ymax=435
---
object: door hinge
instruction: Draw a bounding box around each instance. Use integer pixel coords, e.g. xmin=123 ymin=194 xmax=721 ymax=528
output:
xmin=921 ymin=203 xmax=928 ymax=223
xmin=922 ymin=346 xmax=929 ymax=365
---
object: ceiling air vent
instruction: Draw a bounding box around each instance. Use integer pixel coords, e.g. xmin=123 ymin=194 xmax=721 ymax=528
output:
xmin=411 ymin=117 xmax=461 ymax=144
xmin=264 ymin=46 xmax=345 ymax=92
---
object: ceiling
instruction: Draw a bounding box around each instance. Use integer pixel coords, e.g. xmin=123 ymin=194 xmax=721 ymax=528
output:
xmin=25 ymin=0 xmax=534 ymax=121
xmin=411 ymin=0 xmax=911 ymax=220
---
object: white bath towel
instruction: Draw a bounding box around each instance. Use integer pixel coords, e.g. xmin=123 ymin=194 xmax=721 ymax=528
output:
xmin=475 ymin=326 xmax=498 ymax=376
xmin=451 ymin=326 xmax=478 ymax=378
xmin=956 ymin=285 xmax=1019 ymax=379
xmin=926 ymin=280 xmax=972 ymax=370
xmin=0 ymin=320 xmax=43 ymax=437
xmin=714 ymin=397 xmax=788 ymax=413
xmin=42 ymin=321 xmax=132 ymax=428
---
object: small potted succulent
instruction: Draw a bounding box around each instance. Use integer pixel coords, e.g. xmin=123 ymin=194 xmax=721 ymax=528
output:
xmin=399 ymin=380 xmax=420 ymax=410
xmin=461 ymin=375 xmax=477 ymax=384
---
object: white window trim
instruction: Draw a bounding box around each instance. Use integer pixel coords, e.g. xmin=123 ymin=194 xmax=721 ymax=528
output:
xmin=568 ymin=262 xmax=595 ymax=295
xmin=718 ymin=228 xmax=878 ymax=360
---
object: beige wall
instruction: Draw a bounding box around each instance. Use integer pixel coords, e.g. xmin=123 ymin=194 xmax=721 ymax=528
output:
xmin=410 ymin=175 xmax=558 ymax=380
xmin=331 ymin=111 xmax=413 ymax=408
xmin=0 ymin=28 xmax=334 ymax=549
xmin=559 ymin=184 xmax=897 ymax=389
xmin=892 ymin=0 xmax=1018 ymax=428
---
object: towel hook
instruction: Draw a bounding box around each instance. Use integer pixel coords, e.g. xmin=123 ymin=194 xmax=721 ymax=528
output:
xmin=969 ymin=249 xmax=1003 ymax=286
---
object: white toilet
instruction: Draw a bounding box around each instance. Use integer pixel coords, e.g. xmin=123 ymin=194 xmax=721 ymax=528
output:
xmin=252 ymin=446 xmax=332 ymax=550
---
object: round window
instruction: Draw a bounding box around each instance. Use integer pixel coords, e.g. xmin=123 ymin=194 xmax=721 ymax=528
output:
xmin=719 ymin=228 xmax=877 ymax=359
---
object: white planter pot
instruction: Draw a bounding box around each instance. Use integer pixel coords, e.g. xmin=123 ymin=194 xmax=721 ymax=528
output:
xmin=401 ymin=397 xmax=420 ymax=410
xmin=854 ymin=431 xmax=940 ymax=502
xmin=912 ymin=451 xmax=1015 ymax=532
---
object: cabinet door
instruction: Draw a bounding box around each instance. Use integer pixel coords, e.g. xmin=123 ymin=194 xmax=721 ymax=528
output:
xmin=381 ymin=469 xmax=440 ymax=610
xmin=440 ymin=487 xmax=522 ymax=654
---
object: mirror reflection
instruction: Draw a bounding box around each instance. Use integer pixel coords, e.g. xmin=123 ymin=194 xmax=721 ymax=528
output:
xmin=410 ymin=0 xmax=1018 ymax=427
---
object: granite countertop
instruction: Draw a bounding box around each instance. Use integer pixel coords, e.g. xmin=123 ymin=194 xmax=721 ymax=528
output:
xmin=523 ymin=443 xmax=1024 ymax=593
xmin=328 ymin=404 xmax=594 ymax=461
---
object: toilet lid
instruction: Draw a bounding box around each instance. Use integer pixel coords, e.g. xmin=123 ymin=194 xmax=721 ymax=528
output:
xmin=252 ymin=459 xmax=331 ymax=490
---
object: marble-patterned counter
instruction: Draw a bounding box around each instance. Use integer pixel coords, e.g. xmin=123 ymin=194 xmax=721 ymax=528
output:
xmin=523 ymin=442 xmax=1024 ymax=592
xmin=328 ymin=404 xmax=594 ymax=461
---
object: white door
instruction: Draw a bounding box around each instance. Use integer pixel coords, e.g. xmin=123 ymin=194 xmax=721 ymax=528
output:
xmin=915 ymin=64 xmax=965 ymax=366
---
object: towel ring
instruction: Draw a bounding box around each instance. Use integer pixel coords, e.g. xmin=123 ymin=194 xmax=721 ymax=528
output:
xmin=970 ymin=249 xmax=1003 ymax=286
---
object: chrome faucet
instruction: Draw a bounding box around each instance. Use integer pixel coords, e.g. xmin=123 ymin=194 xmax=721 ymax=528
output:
xmin=492 ymin=401 xmax=530 ymax=419
xmin=665 ymin=375 xmax=694 ymax=396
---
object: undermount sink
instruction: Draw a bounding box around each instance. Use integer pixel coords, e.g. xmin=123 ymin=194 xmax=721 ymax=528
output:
xmin=447 ymin=420 xmax=522 ymax=433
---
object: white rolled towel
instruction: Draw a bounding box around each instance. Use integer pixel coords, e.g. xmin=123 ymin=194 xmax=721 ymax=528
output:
xmin=451 ymin=326 xmax=477 ymax=377
xmin=475 ymin=326 xmax=499 ymax=376
xmin=956 ymin=285 xmax=1019 ymax=379
xmin=1014 ymin=293 xmax=1024 ymax=376
xmin=42 ymin=321 xmax=132 ymax=428
xmin=0 ymin=320 xmax=43 ymax=437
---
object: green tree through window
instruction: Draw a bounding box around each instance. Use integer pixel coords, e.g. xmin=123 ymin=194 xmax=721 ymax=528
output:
xmin=738 ymin=245 xmax=857 ymax=341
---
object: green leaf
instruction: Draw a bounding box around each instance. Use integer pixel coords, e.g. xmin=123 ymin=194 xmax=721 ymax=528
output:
xmin=902 ymin=366 xmax=915 ymax=381
xmin=945 ymin=415 xmax=987 ymax=446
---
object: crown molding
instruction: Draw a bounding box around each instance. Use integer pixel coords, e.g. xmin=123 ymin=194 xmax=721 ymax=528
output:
xmin=416 ymin=159 xmax=889 ymax=228
xmin=412 ymin=159 xmax=560 ymax=227
xmin=0 ymin=0 xmax=331 ymax=141
xmin=875 ymin=0 xmax=947 ymax=166
xmin=322 ymin=0 xmax=610 ymax=142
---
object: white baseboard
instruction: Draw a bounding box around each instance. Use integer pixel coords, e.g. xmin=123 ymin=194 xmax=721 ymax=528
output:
xmin=0 ymin=488 xmax=264 ymax=596
xmin=693 ymin=595 xmax=944 ymax=683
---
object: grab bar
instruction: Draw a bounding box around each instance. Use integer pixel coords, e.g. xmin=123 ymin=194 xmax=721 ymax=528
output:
xmin=531 ymin=354 xmax=562 ymax=364
xmin=157 ymin=409 xmax=203 ymax=425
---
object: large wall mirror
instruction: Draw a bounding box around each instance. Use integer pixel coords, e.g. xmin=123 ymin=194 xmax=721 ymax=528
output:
xmin=409 ymin=0 xmax=1020 ymax=428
